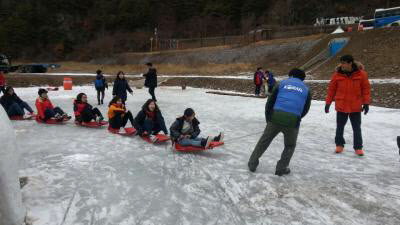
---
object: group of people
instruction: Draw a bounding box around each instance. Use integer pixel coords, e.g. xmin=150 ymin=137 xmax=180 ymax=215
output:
xmin=1 ymin=56 xmax=399 ymax=176
xmin=253 ymin=67 xmax=276 ymax=96
xmin=248 ymin=55 xmax=379 ymax=176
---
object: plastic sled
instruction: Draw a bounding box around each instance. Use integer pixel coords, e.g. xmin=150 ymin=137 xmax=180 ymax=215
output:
xmin=10 ymin=114 xmax=35 ymax=120
xmin=36 ymin=116 xmax=70 ymax=124
xmin=174 ymin=141 xmax=224 ymax=152
xmin=141 ymin=134 xmax=170 ymax=144
xmin=108 ymin=127 xmax=136 ymax=136
xmin=75 ymin=120 xmax=108 ymax=128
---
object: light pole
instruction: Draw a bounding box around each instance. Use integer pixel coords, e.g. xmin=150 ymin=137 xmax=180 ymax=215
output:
xmin=150 ymin=37 xmax=153 ymax=52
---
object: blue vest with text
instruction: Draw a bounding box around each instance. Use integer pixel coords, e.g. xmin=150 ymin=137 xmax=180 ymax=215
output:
xmin=273 ymin=77 xmax=309 ymax=116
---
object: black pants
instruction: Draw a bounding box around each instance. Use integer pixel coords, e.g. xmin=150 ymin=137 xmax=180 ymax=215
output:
xmin=255 ymin=85 xmax=261 ymax=95
xmin=110 ymin=111 xmax=134 ymax=129
xmin=149 ymin=86 xmax=156 ymax=101
xmin=142 ymin=119 xmax=162 ymax=135
xmin=97 ymin=89 xmax=105 ymax=104
xmin=335 ymin=112 xmax=363 ymax=150
xmin=397 ymin=136 xmax=400 ymax=154
xmin=81 ymin=107 xmax=102 ymax=122
xmin=44 ymin=107 xmax=65 ymax=121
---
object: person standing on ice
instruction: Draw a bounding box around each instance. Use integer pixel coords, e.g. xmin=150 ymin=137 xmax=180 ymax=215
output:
xmin=143 ymin=62 xmax=158 ymax=101
xmin=266 ymin=70 xmax=276 ymax=94
xmin=133 ymin=99 xmax=168 ymax=142
xmin=108 ymin=96 xmax=135 ymax=130
xmin=253 ymin=67 xmax=266 ymax=96
xmin=74 ymin=93 xmax=104 ymax=123
xmin=0 ymin=86 xmax=34 ymax=118
xmin=170 ymin=108 xmax=223 ymax=148
xmin=0 ymin=71 xmax=6 ymax=95
xmin=248 ymin=68 xmax=311 ymax=176
xmin=325 ymin=55 xmax=371 ymax=156
xmin=112 ymin=71 xmax=133 ymax=105
xmin=94 ymin=69 xmax=108 ymax=105
xmin=35 ymin=88 xmax=71 ymax=122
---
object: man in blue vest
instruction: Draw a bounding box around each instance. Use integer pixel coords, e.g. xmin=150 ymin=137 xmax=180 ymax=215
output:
xmin=248 ymin=68 xmax=311 ymax=176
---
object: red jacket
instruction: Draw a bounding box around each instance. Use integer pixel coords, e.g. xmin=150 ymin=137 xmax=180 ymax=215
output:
xmin=73 ymin=100 xmax=87 ymax=117
xmin=326 ymin=68 xmax=371 ymax=113
xmin=35 ymin=97 xmax=54 ymax=119
xmin=0 ymin=73 xmax=5 ymax=86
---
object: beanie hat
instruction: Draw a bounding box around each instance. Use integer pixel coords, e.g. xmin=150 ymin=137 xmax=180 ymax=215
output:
xmin=38 ymin=88 xmax=48 ymax=96
xmin=289 ymin=68 xmax=306 ymax=81
xmin=340 ymin=55 xmax=354 ymax=63
xmin=184 ymin=108 xmax=195 ymax=117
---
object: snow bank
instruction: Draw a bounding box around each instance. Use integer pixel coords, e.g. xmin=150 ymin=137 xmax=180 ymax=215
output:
xmin=0 ymin=108 xmax=26 ymax=225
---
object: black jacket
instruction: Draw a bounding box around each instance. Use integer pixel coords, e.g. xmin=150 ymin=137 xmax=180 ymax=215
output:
xmin=0 ymin=93 xmax=23 ymax=111
xmin=143 ymin=68 xmax=157 ymax=88
xmin=134 ymin=109 xmax=168 ymax=135
xmin=169 ymin=117 xmax=200 ymax=141
xmin=112 ymin=78 xmax=132 ymax=100
xmin=95 ymin=74 xmax=108 ymax=91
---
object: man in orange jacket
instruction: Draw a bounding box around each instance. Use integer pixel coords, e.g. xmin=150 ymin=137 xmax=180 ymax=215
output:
xmin=325 ymin=55 xmax=371 ymax=156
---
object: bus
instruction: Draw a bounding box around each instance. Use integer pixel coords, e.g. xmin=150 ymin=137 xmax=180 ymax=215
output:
xmin=359 ymin=19 xmax=375 ymax=30
xmin=374 ymin=6 xmax=400 ymax=28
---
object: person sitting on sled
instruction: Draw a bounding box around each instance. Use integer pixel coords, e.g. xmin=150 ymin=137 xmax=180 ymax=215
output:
xmin=108 ymin=96 xmax=135 ymax=130
xmin=0 ymin=86 xmax=34 ymax=118
xmin=170 ymin=108 xmax=223 ymax=148
xmin=74 ymin=93 xmax=104 ymax=123
xmin=134 ymin=99 xmax=168 ymax=142
xmin=35 ymin=88 xmax=71 ymax=122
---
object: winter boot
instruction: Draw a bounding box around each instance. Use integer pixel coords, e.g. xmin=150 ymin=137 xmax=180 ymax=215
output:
xmin=213 ymin=132 xmax=224 ymax=142
xmin=54 ymin=113 xmax=63 ymax=121
xmin=101 ymin=99 xmax=104 ymax=105
xmin=336 ymin=146 xmax=344 ymax=153
xmin=355 ymin=149 xmax=364 ymax=156
xmin=63 ymin=114 xmax=72 ymax=120
xmin=275 ymin=168 xmax=291 ymax=176
xmin=201 ymin=136 xmax=212 ymax=148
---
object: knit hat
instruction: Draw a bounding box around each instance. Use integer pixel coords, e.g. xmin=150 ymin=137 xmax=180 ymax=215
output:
xmin=38 ymin=88 xmax=48 ymax=96
xmin=184 ymin=108 xmax=195 ymax=117
xmin=289 ymin=68 xmax=306 ymax=81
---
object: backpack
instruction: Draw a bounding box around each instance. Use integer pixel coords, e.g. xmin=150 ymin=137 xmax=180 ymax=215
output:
xmin=95 ymin=79 xmax=104 ymax=88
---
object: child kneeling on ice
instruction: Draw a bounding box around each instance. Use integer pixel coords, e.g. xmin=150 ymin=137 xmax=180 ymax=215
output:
xmin=108 ymin=96 xmax=135 ymax=129
xmin=36 ymin=88 xmax=71 ymax=121
xmin=74 ymin=93 xmax=104 ymax=123
xmin=170 ymin=108 xmax=223 ymax=148
xmin=134 ymin=99 xmax=168 ymax=142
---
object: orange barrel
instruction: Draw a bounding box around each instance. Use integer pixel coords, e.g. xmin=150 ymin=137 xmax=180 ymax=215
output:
xmin=347 ymin=27 xmax=353 ymax=32
xmin=63 ymin=77 xmax=72 ymax=90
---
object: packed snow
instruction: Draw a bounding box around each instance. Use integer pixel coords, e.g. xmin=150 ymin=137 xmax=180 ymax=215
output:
xmin=6 ymin=86 xmax=400 ymax=225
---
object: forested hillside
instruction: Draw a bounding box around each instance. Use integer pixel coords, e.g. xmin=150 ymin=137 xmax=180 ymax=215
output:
xmin=0 ymin=0 xmax=398 ymax=60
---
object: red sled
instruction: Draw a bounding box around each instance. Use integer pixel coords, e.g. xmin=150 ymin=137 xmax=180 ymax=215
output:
xmin=174 ymin=141 xmax=224 ymax=152
xmin=141 ymin=134 xmax=170 ymax=144
xmin=108 ymin=127 xmax=136 ymax=136
xmin=10 ymin=114 xmax=36 ymax=120
xmin=36 ymin=116 xmax=70 ymax=124
xmin=75 ymin=121 xmax=108 ymax=128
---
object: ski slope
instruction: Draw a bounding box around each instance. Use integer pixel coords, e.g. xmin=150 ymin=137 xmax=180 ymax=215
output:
xmin=8 ymin=86 xmax=400 ymax=225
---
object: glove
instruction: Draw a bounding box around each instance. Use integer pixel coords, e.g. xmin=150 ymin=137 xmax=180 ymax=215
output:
xmin=325 ymin=104 xmax=331 ymax=114
xmin=362 ymin=104 xmax=369 ymax=115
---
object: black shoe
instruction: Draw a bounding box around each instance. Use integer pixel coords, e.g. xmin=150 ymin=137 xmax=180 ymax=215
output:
xmin=213 ymin=132 xmax=224 ymax=142
xmin=397 ymin=136 xmax=400 ymax=155
xmin=275 ymin=168 xmax=291 ymax=176
xmin=101 ymin=100 xmax=104 ymax=104
xmin=248 ymin=160 xmax=259 ymax=172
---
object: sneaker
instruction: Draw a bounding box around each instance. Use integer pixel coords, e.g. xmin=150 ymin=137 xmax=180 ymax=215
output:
xmin=336 ymin=146 xmax=344 ymax=153
xmin=23 ymin=114 xmax=32 ymax=119
xmin=275 ymin=168 xmax=291 ymax=176
xmin=213 ymin=132 xmax=224 ymax=142
xmin=355 ymin=149 xmax=364 ymax=156
xmin=149 ymin=135 xmax=158 ymax=143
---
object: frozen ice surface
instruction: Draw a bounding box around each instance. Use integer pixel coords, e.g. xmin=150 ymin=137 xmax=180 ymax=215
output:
xmin=8 ymin=86 xmax=400 ymax=225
